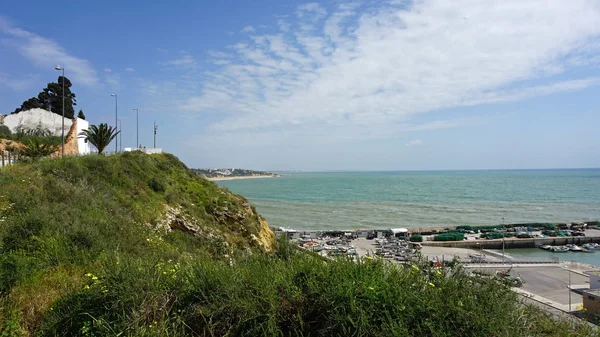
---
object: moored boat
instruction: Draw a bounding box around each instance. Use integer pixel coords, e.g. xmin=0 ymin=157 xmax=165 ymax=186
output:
xmin=539 ymin=245 xmax=552 ymax=250
xmin=551 ymin=246 xmax=569 ymax=253
xmin=567 ymin=244 xmax=583 ymax=252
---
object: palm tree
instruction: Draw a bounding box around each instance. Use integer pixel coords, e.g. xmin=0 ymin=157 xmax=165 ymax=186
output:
xmin=78 ymin=123 xmax=120 ymax=154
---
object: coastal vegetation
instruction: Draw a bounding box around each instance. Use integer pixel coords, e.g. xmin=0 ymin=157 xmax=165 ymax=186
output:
xmin=0 ymin=153 xmax=596 ymax=336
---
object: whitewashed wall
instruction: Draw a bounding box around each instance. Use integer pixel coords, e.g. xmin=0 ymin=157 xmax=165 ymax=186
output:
xmin=76 ymin=118 xmax=91 ymax=155
xmin=2 ymin=109 xmax=73 ymax=136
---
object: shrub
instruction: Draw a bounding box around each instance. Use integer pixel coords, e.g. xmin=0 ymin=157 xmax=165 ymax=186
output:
xmin=148 ymin=177 xmax=166 ymax=193
xmin=434 ymin=232 xmax=465 ymax=241
xmin=410 ymin=234 xmax=423 ymax=242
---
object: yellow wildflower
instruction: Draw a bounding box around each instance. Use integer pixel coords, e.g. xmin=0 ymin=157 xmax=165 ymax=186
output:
xmin=428 ymin=282 xmax=435 ymax=288
xmin=411 ymin=265 xmax=419 ymax=271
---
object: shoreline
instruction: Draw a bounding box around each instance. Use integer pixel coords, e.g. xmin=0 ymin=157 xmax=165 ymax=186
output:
xmin=208 ymin=175 xmax=278 ymax=181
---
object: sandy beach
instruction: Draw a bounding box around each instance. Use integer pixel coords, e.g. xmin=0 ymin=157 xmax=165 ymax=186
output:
xmin=208 ymin=175 xmax=277 ymax=181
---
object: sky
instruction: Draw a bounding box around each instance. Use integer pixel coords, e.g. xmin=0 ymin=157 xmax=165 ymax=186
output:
xmin=1 ymin=0 xmax=599 ymax=171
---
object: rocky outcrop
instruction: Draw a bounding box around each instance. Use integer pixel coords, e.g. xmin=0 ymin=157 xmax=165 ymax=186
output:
xmin=155 ymin=202 xmax=275 ymax=252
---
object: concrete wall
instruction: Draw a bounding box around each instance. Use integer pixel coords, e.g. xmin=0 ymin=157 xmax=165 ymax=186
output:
xmin=422 ymin=237 xmax=600 ymax=249
xmin=2 ymin=109 xmax=73 ymax=136
xmin=588 ymin=274 xmax=600 ymax=290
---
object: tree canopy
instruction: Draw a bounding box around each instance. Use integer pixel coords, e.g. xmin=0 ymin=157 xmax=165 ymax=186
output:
xmin=11 ymin=76 xmax=77 ymax=119
xmin=77 ymin=109 xmax=85 ymax=120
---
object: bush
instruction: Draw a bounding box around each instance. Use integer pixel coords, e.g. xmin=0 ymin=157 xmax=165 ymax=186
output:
xmin=434 ymin=232 xmax=465 ymax=241
xmin=0 ymin=125 xmax=11 ymax=137
xmin=148 ymin=177 xmax=166 ymax=193
xmin=410 ymin=234 xmax=423 ymax=242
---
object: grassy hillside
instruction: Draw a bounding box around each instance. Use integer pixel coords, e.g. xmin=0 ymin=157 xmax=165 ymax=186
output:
xmin=0 ymin=152 xmax=596 ymax=336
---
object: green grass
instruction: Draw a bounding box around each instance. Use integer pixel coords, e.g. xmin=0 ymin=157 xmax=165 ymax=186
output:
xmin=0 ymin=153 xmax=596 ymax=336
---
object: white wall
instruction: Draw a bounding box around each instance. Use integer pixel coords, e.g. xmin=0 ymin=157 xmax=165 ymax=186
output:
xmin=76 ymin=118 xmax=91 ymax=155
xmin=2 ymin=109 xmax=73 ymax=136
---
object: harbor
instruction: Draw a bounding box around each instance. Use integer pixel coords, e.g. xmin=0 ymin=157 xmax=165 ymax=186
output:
xmin=281 ymin=224 xmax=600 ymax=326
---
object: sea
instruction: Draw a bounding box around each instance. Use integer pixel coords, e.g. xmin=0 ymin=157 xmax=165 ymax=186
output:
xmin=217 ymin=169 xmax=600 ymax=231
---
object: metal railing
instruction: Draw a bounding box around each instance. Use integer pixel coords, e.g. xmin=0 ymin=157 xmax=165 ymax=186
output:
xmin=0 ymin=151 xmax=20 ymax=167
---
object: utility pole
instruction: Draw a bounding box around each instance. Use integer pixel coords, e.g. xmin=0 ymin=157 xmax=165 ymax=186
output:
xmin=502 ymin=216 xmax=506 ymax=264
xmin=133 ymin=108 xmax=139 ymax=148
xmin=111 ymin=94 xmax=118 ymax=153
xmin=153 ymin=122 xmax=158 ymax=148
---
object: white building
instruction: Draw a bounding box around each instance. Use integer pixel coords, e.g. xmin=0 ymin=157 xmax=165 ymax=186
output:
xmin=1 ymin=109 xmax=90 ymax=155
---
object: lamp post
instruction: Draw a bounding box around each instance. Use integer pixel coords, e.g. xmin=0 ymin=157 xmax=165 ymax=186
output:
xmin=117 ymin=119 xmax=122 ymax=152
xmin=133 ymin=108 xmax=139 ymax=148
xmin=502 ymin=216 xmax=506 ymax=263
xmin=54 ymin=65 xmax=65 ymax=158
xmin=111 ymin=94 xmax=118 ymax=153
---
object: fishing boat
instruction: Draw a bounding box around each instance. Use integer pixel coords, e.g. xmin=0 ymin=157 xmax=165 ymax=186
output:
xmin=539 ymin=245 xmax=552 ymax=250
xmin=583 ymin=243 xmax=599 ymax=250
xmin=551 ymin=246 xmax=569 ymax=253
xmin=567 ymin=244 xmax=583 ymax=252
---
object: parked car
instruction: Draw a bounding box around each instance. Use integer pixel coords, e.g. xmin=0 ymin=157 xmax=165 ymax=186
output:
xmin=572 ymin=231 xmax=585 ymax=237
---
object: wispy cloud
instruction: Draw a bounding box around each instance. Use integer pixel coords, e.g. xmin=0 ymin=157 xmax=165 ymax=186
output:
xmin=241 ymin=25 xmax=255 ymax=33
xmin=104 ymin=68 xmax=112 ymax=73
xmin=125 ymin=67 xmax=135 ymax=72
xmin=168 ymin=52 xmax=197 ymax=68
xmin=406 ymin=139 xmax=423 ymax=147
xmin=179 ymin=0 xmax=600 ymax=142
xmin=0 ymin=72 xmax=40 ymax=91
xmin=0 ymin=18 xmax=99 ymax=86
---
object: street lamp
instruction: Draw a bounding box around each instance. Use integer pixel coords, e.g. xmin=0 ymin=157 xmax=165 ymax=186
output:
xmin=133 ymin=108 xmax=139 ymax=148
xmin=502 ymin=216 xmax=506 ymax=263
xmin=54 ymin=65 xmax=65 ymax=158
xmin=564 ymin=265 xmax=572 ymax=312
xmin=111 ymin=94 xmax=118 ymax=153
xmin=117 ymin=119 xmax=122 ymax=152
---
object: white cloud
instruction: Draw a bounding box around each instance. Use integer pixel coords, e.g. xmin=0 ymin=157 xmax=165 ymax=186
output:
xmin=165 ymin=0 xmax=600 ymax=152
xmin=168 ymin=53 xmax=197 ymax=67
xmin=406 ymin=139 xmax=423 ymax=147
xmin=185 ymin=0 xmax=600 ymax=141
xmin=125 ymin=67 xmax=135 ymax=72
xmin=104 ymin=68 xmax=112 ymax=73
xmin=241 ymin=25 xmax=255 ymax=33
xmin=0 ymin=18 xmax=99 ymax=86
xmin=0 ymin=72 xmax=40 ymax=91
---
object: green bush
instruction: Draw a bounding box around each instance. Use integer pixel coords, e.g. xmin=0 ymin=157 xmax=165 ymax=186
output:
xmin=0 ymin=125 xmax=11 ymax=137
xmin=434 ymin=232 xmax=465 ymax=241
xmin=410 ymin=234 xmax=423 ymax=242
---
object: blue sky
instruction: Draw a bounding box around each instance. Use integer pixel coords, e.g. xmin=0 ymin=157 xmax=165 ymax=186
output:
xmin=1 ymin=0 xmax=600 ymax=171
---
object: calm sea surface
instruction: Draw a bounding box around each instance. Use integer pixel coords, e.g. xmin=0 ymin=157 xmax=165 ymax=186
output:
xmin=217 ymin=170 xmax=600 ymax=230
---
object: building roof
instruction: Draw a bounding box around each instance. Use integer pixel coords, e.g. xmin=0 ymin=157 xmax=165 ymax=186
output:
xmin=390 ymin=228 xmax=408 ymax=234
xmin=583 ymin=289 xmax=600 ymax=297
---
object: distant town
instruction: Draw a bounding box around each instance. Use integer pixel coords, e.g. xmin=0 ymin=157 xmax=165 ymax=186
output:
xmin=192 ymin=168 xmax=279 ymax=179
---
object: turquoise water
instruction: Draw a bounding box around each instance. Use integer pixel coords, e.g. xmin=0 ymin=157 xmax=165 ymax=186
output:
xmin=217 ymin=169 xmax=600 ymax=230
xmin=506 ymin=248 xmax=600 ymax=267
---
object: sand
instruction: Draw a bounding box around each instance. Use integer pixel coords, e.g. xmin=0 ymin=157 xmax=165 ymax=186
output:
xmin=208 ymin=175 xmax=277 ymax=181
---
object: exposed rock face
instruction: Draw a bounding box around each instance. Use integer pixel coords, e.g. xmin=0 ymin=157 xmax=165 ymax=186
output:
xmin=155 ymin=202 xmax=275 ymax=252
xmin=2 ymin=109 xmax=73 ymax=136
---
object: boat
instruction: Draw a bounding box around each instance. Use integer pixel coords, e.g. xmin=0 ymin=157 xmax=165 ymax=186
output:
xmin=539 ymin=245 xmax=552 ymax=250
xmin=583 ymin=243 xmax=599 ymax=250
xmin=567 ymin=244 xmax=583 ymax=252
xmin=551 ymin=246 xmax=569 ymax=253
